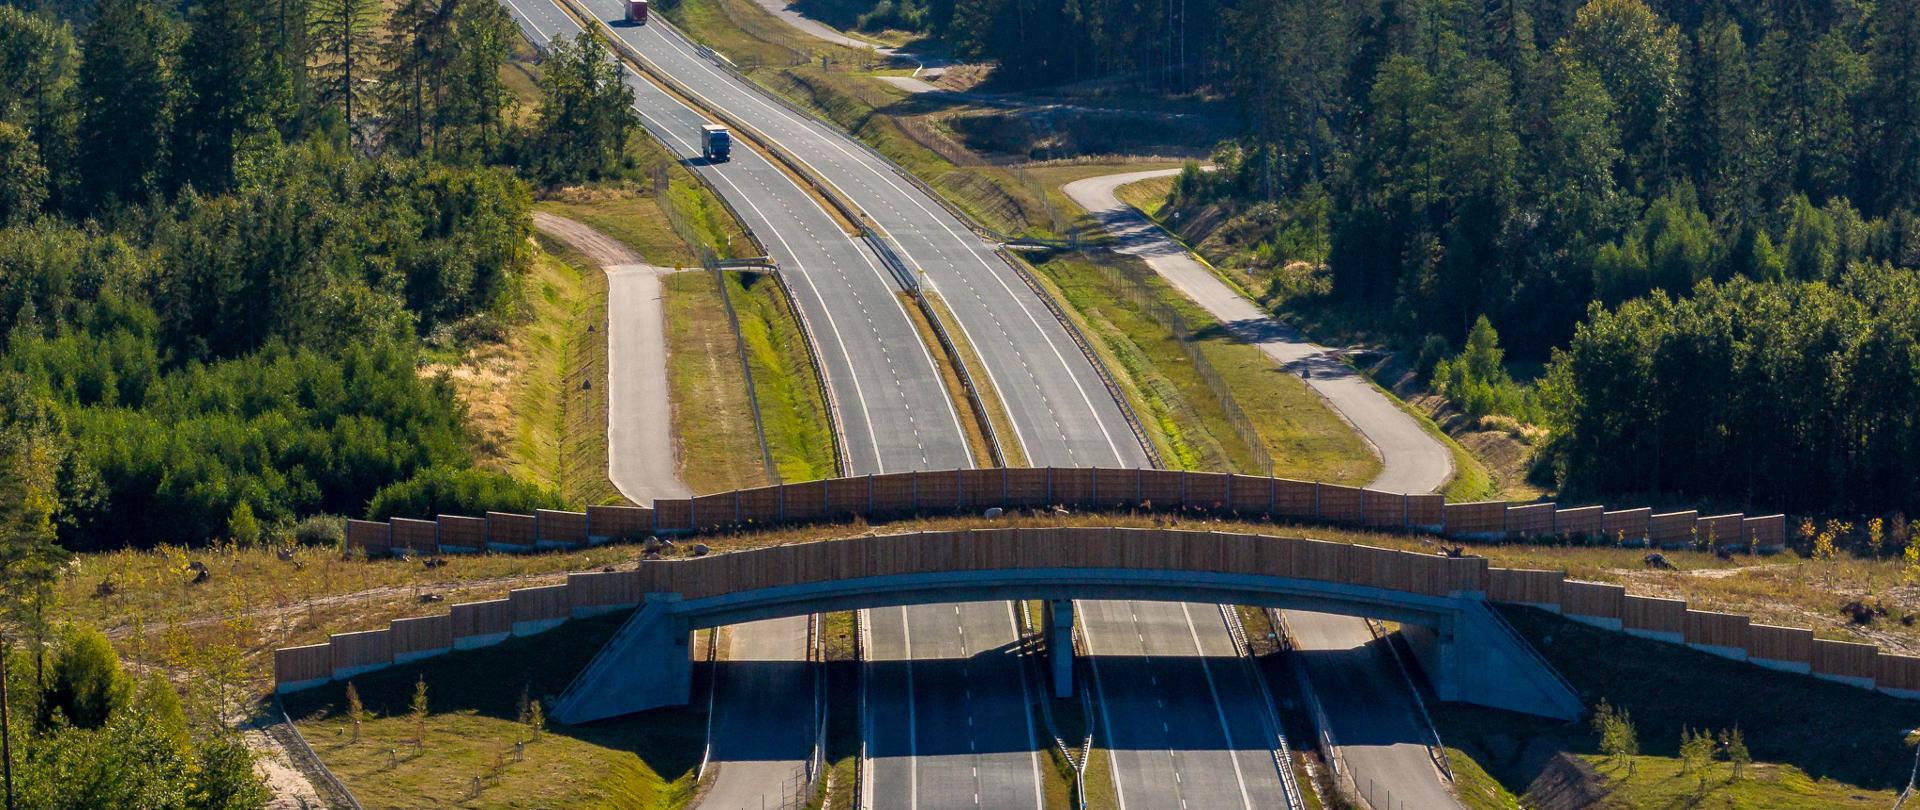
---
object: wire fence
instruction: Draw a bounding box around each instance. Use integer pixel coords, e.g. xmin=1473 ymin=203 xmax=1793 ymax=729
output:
xmin=1088 ymin=258 xmax=1272 ymax=475
xmin=269 ymin=697 xmax=365 ymax=810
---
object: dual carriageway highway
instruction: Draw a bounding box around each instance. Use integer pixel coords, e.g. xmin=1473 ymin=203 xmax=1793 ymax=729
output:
xmin=502 ymin=1 xmax=1448 ymax=805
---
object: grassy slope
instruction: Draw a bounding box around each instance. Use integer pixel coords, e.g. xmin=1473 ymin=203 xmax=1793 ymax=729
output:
xmin=663 ymin=270 xmax=771 ymax=493
xmin=1111 ymin=175 xmax=1507 ymax=498
xmin=452 ymin=243 xmax=623 ymax=508
xmin=729 ymin=270 xmax=839 ymax=480
xmin=1429 ymin=605 xmax=1920 ymax=808
xmin=1023 ymin=250 xmax=1378 ymax=482
xmin=285 ymin=612 xmax=703 ymax=810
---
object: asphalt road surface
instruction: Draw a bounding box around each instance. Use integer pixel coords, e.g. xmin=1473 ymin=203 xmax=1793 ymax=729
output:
xmin=862 ymin=603 xmax=1044 ymax=810
xmin=507 ymin=0 xmax=972 ymax=478
xmin=1082 ymin=600 xmax=1290 ymax=809
xmin=581 ymin=9 xmax=1150 ymax=469
xmin=531 ymin=212 xmax=692 ymax=504
xmin=1063 ymin=169 xmax=1453 ymax=495
xmin=1285 ymin=611 xmax=1463 ymax=810
xmin=702 ymin=616 xmax=818 ymax=810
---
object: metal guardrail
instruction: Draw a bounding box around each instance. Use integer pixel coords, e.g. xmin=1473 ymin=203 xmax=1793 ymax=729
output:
xmin=1896 ymin=743 xmax=1920 ymax=809
xmin=864 ymin=229 xmax=1006 ymax=467
xmin=995 ymin=247 xmax=1163 ymax=468
xmin=852 ymin=609 xmax=868 ymax=810
xmin=270 ymin=697 xmax=365 ymax=810
xmin=697 ymin=626 xmax=721 ymax=780
xmin=1271 ymin=608 xmax=1362 ymax=806
xmin=1365 ymin=618 xmax=1455 ymax=783
xmin=807 ymin=613 xmax=828 ymax=793
xmin=1218 ymin=606 xmax=1306 ymax=810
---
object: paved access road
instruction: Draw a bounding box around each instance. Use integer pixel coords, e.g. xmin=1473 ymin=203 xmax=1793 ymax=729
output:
xmin=1065 ymin=169 xmax=1462 ymax=809
xmin=532 ymin=212 xmax=692 ymax=505
xmin=1063 ymin=169 xmax=1453 ymax=495
xmin=862 ymin=603 xmax=1044 ymax=810
xmin=508 ymin=0 xmax=971 ymax=478
xmin=703 ymin=616 xmax=818 ymax=810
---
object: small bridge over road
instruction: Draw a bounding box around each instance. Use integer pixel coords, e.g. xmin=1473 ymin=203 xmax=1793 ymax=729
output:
xmin=277 ymin=526 xmax=1920 ymax=728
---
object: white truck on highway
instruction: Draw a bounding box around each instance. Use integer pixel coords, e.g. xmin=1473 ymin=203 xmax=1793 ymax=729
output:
xmin=701 ymin=124 xmax=732 ymax=162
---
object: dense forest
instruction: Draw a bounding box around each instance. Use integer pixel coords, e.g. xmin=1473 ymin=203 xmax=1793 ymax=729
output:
xmin=856 ymin=0 xmax=1920 ymax=513
xmin=0 ymin=0 xmax=640 ymax=552
xmin=0 ymin=0 xmax=641 ymax=798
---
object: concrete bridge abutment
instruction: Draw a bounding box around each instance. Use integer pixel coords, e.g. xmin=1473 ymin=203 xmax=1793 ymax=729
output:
xmin=1044 ymin=598 xmax=1075 ymax=699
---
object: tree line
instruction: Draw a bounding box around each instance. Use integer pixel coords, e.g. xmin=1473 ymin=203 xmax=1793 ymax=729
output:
xmin=0 ymin=0 xmax=643 ymax=549
xmin=889 ymin=0 xmax=1920 ymax=512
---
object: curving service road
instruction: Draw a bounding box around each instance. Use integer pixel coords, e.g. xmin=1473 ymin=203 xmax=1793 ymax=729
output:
xmin=1063 ymin=169 xmax=1452 ymax=495
xmin=532 ymin=212 xmax=693 ymax=505
xmin=1066 ymin=168 xmax=1464 ymax=809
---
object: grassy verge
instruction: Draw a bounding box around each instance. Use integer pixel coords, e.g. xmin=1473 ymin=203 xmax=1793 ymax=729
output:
xmin=664 ymin=271 xmax=773 ymax=493
xmin=1114 ymin=175 xmax=1521 ymax=501
xmin=728 ymin=270 xmax=840 ymax=480
xmin=1426 ymin=605 xmax=1920 ymax=808
xmin=284 ymin=612 xmax=704 ymax=809
xmin=1020 ymin=250 xmax=1377 ymax=482
xmin=449 ymin=243 xmax=624 ymax=508
xmin=810 ymin=611 xmax=858 ymax=810
xmin=897 ymin=291 xmax=1000 ymax=467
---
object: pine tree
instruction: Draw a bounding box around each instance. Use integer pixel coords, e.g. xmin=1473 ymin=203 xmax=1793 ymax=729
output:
xmin=308 ymin=0 xmax=381 ymax=146
xmin=1726 ymin=727 xmax=1749 ymax=781
xmin=410 ymin=674 xmax=428 ymax=749
xmin=175 ymin=0 xmax=289 ymax=192
xmin=74 ymin=0 xmax=178 ymax=211
xmin=346 ymin=681 xmax=364 ymax=744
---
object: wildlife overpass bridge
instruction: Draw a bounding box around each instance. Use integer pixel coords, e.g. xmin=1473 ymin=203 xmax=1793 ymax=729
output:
xmin=536 ymin=527 xmax=1586 ymax=723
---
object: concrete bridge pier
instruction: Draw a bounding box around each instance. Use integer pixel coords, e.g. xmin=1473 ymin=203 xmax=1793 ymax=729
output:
xmin=1044 ymin=598 xmax=1075 ymax=699
xmin=551 ymin=595 xmax=691 ymax=725
xmin=1402 ymin=601 xmax=1582 ymax=720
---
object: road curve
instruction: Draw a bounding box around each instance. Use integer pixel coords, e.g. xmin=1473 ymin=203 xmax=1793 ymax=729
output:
xmin=531 ymin=212 xmax=692 ymax=505
xmin=1063 ymin=168 xmax=1452 ymax=495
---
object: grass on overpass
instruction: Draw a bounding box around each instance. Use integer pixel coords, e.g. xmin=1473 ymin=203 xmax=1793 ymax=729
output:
xmin=283 ymin=611 xmax=705 ymax=809
xmin=1429 ymin=605 xmax=1920 ymax=809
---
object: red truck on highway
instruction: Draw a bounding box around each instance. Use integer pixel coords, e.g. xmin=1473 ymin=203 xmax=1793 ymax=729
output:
xmin=626 ymin=0 xmax=648 ymax=24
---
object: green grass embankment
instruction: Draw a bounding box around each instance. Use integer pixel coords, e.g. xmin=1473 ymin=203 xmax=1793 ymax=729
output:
xmin=1428 ymin=605 xmax=1920 ymax=809
xmin=285 ymin=612 xmax=704 ymax=810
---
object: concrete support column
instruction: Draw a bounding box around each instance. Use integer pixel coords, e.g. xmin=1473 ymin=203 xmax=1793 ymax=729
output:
xmin=1045 ymin=598 xmax=1075 ymax=699
xmin=551 ymin=594 xmax=692 ymax=725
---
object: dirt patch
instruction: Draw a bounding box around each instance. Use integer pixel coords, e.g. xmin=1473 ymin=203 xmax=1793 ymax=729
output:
xmin=1523 ymin=751 xmax=1608 ymax=810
